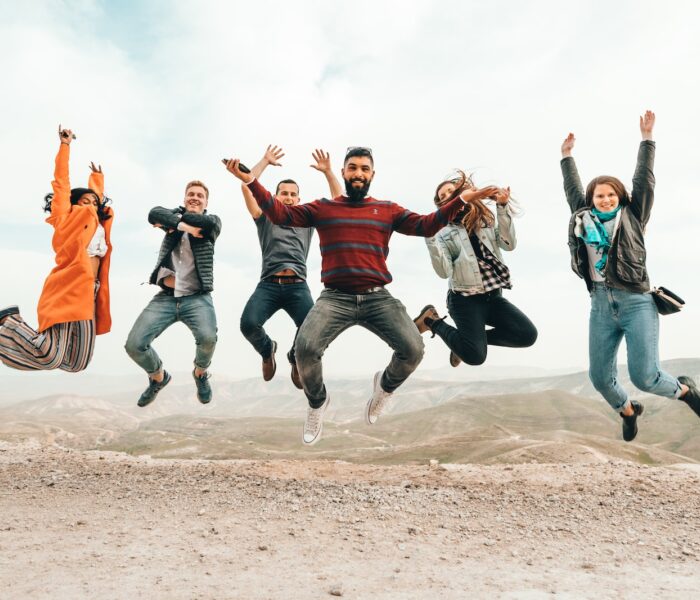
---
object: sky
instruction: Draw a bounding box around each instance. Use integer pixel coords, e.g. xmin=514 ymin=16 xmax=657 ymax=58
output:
xmin=1 ymin=0 xmax=699 ymax=388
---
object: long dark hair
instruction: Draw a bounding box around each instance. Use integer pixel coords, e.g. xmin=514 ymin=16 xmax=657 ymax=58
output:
xmin=434 ymin=170 xmax=494 ymax=234
xmin=43 ymin=188 xmax=113 ymax=222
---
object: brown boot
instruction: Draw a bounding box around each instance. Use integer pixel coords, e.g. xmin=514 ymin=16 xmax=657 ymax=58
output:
xmin=262 ymin=341 xmax=277 ymax=381
xmin=413 ymin=305 xmax=441 ymax=334
xmin=449 ymin=351 xmax=462 ymax=368
xmin=290 ymin=361 xmax=303 ymax=390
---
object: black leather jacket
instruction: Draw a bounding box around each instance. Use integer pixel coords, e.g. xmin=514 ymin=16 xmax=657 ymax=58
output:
xmin=561 ymin=141 xmax=655 ymax=293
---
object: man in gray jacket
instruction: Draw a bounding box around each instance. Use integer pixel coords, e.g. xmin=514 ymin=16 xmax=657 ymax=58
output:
xmin=125 ymin=180 xmax=221 ymax=407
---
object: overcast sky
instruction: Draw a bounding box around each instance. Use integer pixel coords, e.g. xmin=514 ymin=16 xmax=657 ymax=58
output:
xmin=1 ymin=0 xmax=698 ymax=388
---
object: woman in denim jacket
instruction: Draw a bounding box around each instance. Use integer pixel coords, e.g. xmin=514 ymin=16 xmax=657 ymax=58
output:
xmin=560 ymin=111 xmax=700 ymax=442
xmin=414 ymin=170 xmax=537 ymax=368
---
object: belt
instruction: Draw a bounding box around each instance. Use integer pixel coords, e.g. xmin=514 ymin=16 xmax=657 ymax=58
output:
xmin=326 ymin=285 xmax=385 ymax=295
xmin=264 ymin=276 xmax=305 ymax=285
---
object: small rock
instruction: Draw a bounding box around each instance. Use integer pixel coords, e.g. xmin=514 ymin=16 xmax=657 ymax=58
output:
xmin=329 ymin=584 xmax=343 ymax=596
xmin=197 ymin=509 xmax=205 ymax=516
xmin=258 ymin=545 xmax=268 ymax=551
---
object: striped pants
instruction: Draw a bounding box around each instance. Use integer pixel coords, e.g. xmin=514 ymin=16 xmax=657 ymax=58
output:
xmin=0 ymin=316 xmax=95 ymax=372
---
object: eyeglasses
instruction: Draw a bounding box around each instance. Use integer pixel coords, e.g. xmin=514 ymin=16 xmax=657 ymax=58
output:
xmin=345 ymin=146 xmax=373 ymax=157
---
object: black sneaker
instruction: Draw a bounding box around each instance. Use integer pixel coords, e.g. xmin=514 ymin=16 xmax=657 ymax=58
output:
xmin=678 ymin=376 xmax=700 ymax=419
xmin=0 ymin=305 xmax=20 ymax=322
xmin=137 ymin=371 xmax=171 ymax=407
xmin=620 ymin=400 xmax=644 ymax=442
xmin=193 ymin=370 xmax=212 ymax=404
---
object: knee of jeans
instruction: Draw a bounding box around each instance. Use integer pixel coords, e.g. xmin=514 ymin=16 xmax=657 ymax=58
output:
xmin=197 ymin=331 xmax=218 ymax=349
xmin=588 ymin=367 xmax=614 ymax=393
xmin=239 ymin=315 xmax=259 ymax=336
xmin=403 ymin=333 xmax=425 ymax=366
xmin=294 ymin=333 xmax=321 ymax=365
xmin=124 ymin=334 xmax=143 ymax=358
xmin=521 ymin=324 xmax=538 ymax=348
xmin=464 ymin=348 xmax=487 ymax=366
xmin=629 ymin=368 xmax=659 ymax=393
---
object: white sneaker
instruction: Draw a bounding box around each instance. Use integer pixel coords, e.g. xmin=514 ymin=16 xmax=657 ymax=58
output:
xmin=303 ymin=394 xmax=330 ymax=445
xmin=365 ymin=371 xmax=393 ymax=425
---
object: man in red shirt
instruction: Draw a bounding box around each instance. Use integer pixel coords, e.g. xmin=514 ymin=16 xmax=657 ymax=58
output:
xmin=225 ymin=148 xmax=497 ymax=445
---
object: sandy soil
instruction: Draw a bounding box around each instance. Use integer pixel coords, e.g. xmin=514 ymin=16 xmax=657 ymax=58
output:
xmin=1 ymin=441 xmax=699 ymax=599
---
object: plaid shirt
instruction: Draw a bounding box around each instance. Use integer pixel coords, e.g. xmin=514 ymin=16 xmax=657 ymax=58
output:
xmin=459 ymin=235 xmax=512 ymax=296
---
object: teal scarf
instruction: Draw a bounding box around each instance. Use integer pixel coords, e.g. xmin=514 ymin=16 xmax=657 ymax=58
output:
xmin=577 ymin=206 xmax=621 ymax=274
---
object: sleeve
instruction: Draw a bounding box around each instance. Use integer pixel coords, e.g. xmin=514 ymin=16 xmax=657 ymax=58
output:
xmin=560 ymin=156 xmax=587 ymax=213
xmin=425 ymin=232 xmax=453 ymax=279
xmin=181 ymin=212 xmax=222 ymax=242
xmin=87 ymin=170 xmax=104 ymax=199
xmin=247 ymin=178 xmax=315 ymax=227
xmin=392 ymin=196 xmax=464 ymax=237
xmin=50 ymin=143 xmax=72 ymax=217
xmin=495 ymin=205 xmax=517 ymax=251
xmin=148 ymin=206 xmax=183 ymax=229
xmin=629 ymin=140 xmax=655 ymax=226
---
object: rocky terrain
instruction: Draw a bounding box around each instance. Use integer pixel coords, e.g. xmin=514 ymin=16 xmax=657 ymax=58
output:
xmin=1 ymin=441 xmax=699 ymax=599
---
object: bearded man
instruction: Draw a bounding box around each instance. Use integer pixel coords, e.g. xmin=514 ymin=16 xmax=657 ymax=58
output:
xmin=225 ymin=147 xmax=496 ymax=444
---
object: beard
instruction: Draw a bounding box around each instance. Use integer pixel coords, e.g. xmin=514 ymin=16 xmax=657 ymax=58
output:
xmin=344 ymin=177 xmax=371 ymax=203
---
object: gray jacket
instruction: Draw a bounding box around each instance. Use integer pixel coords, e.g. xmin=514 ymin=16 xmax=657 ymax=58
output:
xmin=425 ymin=205 xmax=516 ymax=293
xmin=562 ymin=141 xmax=655 ymax=293
xmin=147 ymin=206 xmax=222 ymax=292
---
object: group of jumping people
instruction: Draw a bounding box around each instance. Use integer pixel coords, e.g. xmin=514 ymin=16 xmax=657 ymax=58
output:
xmin=1 ymin=112 xmax=699 ymax=446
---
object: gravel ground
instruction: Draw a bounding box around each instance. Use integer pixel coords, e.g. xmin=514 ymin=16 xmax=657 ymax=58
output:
xmin=1 ymin=441 xmax=699 ymax=599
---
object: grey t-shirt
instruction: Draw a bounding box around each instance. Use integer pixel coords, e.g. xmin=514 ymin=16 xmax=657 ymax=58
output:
xmin=255 ymin=213 xmax=314 ymax=280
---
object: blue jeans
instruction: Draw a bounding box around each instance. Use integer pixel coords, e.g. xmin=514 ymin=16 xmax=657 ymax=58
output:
xmin=588 ymin=283 xmax=681 ymax=412
xmin=294 ymin=288 xmax=425 ymax=408
xmin=240 ymin=281 xmax=314 ymax=363
xmin=125 ymin=292 xmax=218 ymax=375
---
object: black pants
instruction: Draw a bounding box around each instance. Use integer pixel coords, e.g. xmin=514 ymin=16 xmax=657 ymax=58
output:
xmin=431 ymin=290 xmax=537 ymax=365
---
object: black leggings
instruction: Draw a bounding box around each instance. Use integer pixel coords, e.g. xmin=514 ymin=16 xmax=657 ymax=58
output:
xmin=431 ymin=290 xmax=537 ymax=365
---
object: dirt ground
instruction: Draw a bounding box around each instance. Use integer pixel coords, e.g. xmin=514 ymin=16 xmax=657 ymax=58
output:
xmin=1 ymin=441 xmax=699 ymax=599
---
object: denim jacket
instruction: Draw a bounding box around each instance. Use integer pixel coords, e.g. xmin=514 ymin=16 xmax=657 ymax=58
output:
xmin=425 ymin=205 xmax=516 ymax=293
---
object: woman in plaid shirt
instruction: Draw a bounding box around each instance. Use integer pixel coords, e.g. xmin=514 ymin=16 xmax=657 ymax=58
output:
xmin=414 ymin=170 xmax=537 ymax=367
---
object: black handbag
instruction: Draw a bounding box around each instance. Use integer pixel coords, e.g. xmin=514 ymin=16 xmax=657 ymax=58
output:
xmin=651 ymin=286 xmax=685 ymax=315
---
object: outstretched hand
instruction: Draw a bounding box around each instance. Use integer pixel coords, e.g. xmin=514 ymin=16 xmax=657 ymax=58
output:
xmin=58 ymin=124 xmax=75 ymax=145
xmin=89 ymin=161 xmax=102 ymax=174
xmin=561 ymin=133 xmax=575 ymax=157
xmin=460 ymin=185 xmax=500 ymax=204
xmin=223 ymin=158 xmax=254 ymax=183
xmin=263 ymin=144 xmax=284 ymax=166
xmin=310 ymin=149 xmax=332 ymax=173
xmin=493 ymin=186 xmax=511 ymax=206
xmin=640 ymin=110 xmax=655 ymax=141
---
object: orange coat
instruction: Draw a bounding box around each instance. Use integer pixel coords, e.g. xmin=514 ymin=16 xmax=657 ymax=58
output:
xmin=36 ymin=143 xmax=113 ymax=334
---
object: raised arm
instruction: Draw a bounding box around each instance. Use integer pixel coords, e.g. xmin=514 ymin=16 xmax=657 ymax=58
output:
xmin=88 ymin=162 xmax=104 ymax=198
xmin=310 ymin=149 xmax=343 ymax=198
xmin=224 ymin=158 xmax=315 ymax=228
xmin=493 ymin=187 xmax=517 ymax=251
xmin=560 ymin=133 xmax=586 ymax=213
xmin=50 ymin=125 xmax=74 ymax=217
xmin=630 ymin=110 xmax=656 ymax=226
xmin=393 ymin=186 xmax=499 ymax=237
xmin=240 ymin=145 xmax=285 ymax=219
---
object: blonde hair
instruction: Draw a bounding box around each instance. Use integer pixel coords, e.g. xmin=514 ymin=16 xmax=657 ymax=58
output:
xmin=185 ymin=180 xmax=209 ymax=198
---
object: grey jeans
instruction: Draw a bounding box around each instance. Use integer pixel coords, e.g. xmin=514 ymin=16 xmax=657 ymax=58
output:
xmin=294 ymin=288 xmax=425 ymax=408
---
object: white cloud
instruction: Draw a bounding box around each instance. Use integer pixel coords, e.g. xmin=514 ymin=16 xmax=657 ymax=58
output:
xmin=1 ymin=1 xmax=699 ymax=391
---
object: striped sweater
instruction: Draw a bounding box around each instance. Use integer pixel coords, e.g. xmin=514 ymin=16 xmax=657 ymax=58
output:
xmin=247 ymin=178 xmax=466 ymax=291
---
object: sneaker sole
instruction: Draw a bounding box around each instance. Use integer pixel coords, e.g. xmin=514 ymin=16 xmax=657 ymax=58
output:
xmin=365 ymin=371 xmax=382 ymax=426
xmin=303 ymin=395 xmax=330 ymax=446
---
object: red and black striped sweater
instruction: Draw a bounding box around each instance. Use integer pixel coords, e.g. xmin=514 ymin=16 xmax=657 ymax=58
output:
xmin=247 ymin=178 xmax=465 ymax=292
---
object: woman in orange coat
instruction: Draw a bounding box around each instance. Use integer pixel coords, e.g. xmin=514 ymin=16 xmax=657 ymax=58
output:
xmin=0 ymin=125 xmax=113 ymax=371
